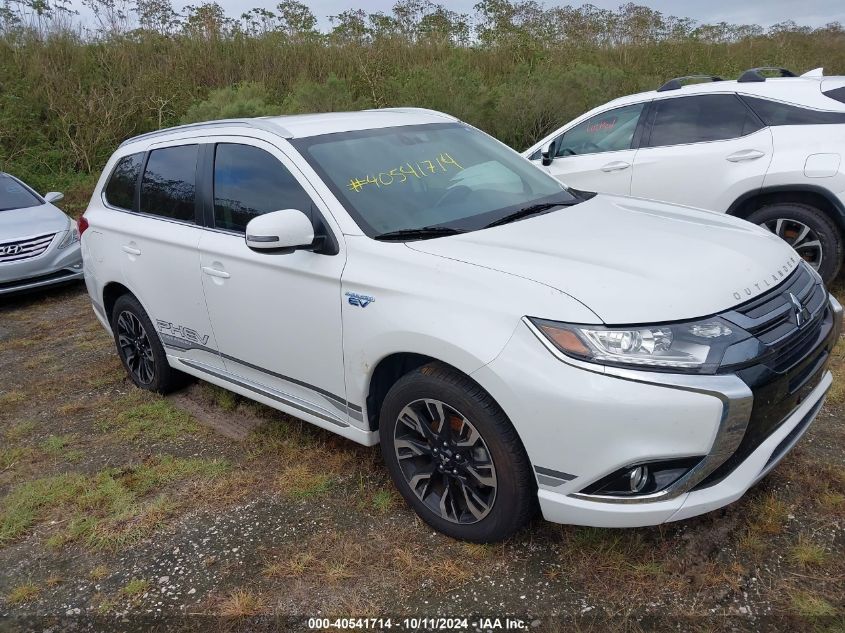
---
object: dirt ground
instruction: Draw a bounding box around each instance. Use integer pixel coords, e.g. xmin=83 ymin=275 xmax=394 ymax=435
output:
xmin=0 ymin=282 xmax=843 ymax=633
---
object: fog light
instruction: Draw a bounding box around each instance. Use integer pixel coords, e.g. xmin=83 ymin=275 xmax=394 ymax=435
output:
xmin=578 ymin=457 xmax=703 ymax=497
xmin=629 ymin=466 xmax=649 ymax=492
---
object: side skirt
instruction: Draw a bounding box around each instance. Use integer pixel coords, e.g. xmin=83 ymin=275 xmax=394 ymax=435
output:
xmin=168 ymin=354 xmax=378 ymax=447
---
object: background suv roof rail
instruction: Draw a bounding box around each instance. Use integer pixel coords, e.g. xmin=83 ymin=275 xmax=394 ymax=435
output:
xmin=656 ymin=75 xmax=723 ymax=92
xmin=737 ymin=67 xmax=797 ymax=83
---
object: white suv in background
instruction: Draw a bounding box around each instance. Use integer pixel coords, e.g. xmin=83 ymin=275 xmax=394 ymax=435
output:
xmin=524 ymin=67 xmax=845 ymax=283
xmin=81 ymin=110 xmax=841 ymax=542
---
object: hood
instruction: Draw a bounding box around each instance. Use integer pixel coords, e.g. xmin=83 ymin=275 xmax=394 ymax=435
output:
xmin=0 ymin=203 xmax=70 ymax=240
xmin=408 ymin=195 xmax=800 ymax=324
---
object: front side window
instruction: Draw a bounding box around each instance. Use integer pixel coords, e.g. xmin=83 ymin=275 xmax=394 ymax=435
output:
xmin=647 ymin=94 xmax=762 ymax=147
xmin=104 ymin=153 xmax=144 ymax=211
xmin=140 ymin=145 xmax=198 ymax=222
xmin=293 ymin=123 xmax=576 ymax=237
xmin=0 ymin=174 xmax=41 ymax=211
xmin=555 ymin=103 xmax=645 ymax=157
xmin=213 ymin=144 xmax=313 ymax=233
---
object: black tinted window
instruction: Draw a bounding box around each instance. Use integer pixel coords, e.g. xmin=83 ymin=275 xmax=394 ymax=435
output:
xmin=647 ymin=95 xmax=762 ymax=147
xmin=743 ymin=96 xmax=845 ymax=125
xmin=140 ymin=145 xmax=198 ymax=222
xmin=104 ymin=153 xmax=143 ymax=211
xmin=556 ymin=103 xmax=645 ymax=156
xmin=823 ymin=86 xmax=845 ymax=105
xmin=0 ymin=174 xmax=41 ymax=211
xmin=213 ymin=144 xmax=312 ymax=233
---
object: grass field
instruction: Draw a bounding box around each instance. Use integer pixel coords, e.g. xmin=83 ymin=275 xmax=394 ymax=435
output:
xmin=0 ymin=279 xmax=842 ymax=631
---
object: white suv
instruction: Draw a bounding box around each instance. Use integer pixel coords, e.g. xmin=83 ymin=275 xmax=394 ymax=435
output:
xmin=524 ymin=67 xmax=845 ymax=283
xmin=82 ymin=109 xmax=841 ymax=542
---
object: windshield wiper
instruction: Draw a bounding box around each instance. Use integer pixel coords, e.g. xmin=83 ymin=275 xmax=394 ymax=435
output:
xmin=484 ymin=200 xmax=578 ymax=229
xmin=374 ymin=226 xmax=466 ymax=242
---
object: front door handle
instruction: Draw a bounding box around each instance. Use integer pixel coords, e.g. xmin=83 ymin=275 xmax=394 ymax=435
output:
xmin=726 ymin=149 xmax=765 ymax=162
xmin=600 ymin=161 xmax=631 ymax=172
xmin=202 ymin=266 xmax=230 ymax=279
xmin=121 ymin=245 xmax=141 ymax=256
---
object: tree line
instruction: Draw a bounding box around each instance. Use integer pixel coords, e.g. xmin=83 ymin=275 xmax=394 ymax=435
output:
xmin=1 ymin=0 xmax=843 ymax=207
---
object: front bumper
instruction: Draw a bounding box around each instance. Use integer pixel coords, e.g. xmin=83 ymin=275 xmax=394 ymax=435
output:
xmin=473 ymin=295 xmax=842 ymax=528
xmin=0 ymin=237 xmax=83 ymax=296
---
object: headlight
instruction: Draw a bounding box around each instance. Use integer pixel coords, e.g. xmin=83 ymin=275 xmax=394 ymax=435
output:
xmin=529 ymin=316 xmax=752 ymax=373
xmin=57 ymin=226 xmax=80 ymax=249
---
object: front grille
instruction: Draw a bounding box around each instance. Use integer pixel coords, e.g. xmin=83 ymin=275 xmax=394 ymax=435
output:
xmin=695 ymin=264 xmax=835 ymax=489
xmin=0 ymin=233 xmax=55 ymax=263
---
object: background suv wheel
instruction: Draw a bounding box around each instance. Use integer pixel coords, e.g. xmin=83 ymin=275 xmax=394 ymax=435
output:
xmin=379 ymin=362 xmax=536 ymax=542
xmin=111 ymin=294 xmax=188 ymax=394
xmin=747 ymin=202 xmax=843 ymax=284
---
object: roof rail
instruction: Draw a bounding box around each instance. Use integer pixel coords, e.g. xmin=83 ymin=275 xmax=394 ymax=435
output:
xmin=118 ymin=117 xmax=292 ymax=148
xmin=737 ymin=67 xmax=797 ymax=83
xmin=656 ymin=75 xmax=723 ymax=92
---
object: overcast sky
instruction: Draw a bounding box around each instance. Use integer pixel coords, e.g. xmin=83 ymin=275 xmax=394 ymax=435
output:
xmin=66 ymin=0 xmax=845 ymax=29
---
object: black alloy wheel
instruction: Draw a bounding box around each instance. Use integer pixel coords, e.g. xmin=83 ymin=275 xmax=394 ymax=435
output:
xmin=393 ymin=398 xmax=497 ymax=524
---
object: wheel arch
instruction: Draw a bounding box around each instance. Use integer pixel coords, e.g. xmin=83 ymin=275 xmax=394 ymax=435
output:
xmin=102 ymin=281 xmax=135 ymax=323
xmin=726 ymin=184 xmax=845 ymax=231
xmin=364 ymin=352 xmax=503 ymax=433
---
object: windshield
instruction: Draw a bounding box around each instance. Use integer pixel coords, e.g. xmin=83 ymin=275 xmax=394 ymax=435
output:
xmin=292 ymin=123 xmax=577 ymax=238
xmin=0 ymin=174 xmax=42 ymax=211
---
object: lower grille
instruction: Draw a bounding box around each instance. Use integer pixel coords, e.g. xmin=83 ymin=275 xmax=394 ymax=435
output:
xmin=0 ymin=268 xmax=80 ymax=291
xmin=0 ymin=233 xmax=55 ymax=263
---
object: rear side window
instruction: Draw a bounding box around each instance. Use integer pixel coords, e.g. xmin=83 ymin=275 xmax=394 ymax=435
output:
xmin=743 ymin=96 xmax=845 ymax=125
xmin=140 ymin=145 xmax=198 ymax=222
xmin=103 ymin=153 xmax=143 ymax=211
xmin=213 ymin=143 xmax=313 ymax=233
xmin=647 ymin=94 xmax=763 ymax=147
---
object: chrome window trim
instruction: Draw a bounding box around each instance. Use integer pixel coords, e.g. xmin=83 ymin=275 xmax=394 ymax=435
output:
xmin=523 ymin=316 xmax=754 ymax=504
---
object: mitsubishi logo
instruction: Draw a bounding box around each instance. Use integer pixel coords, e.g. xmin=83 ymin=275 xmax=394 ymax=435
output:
xmin=789 ymin=293 xmax=810 ymax=327
xmin=0 ymin=244 xmax=22 ymax=256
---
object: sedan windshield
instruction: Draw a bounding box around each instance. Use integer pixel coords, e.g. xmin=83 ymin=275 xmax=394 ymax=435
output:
xmin=0 ymin=174 xmax=42 ymax=211
xmin=293 ymin=123 xmax=578 ymax=238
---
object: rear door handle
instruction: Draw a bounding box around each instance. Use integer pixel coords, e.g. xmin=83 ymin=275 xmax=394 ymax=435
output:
xmin=726 ymin=149 xmax=765 ymax=162
xmin=202 ymin=266 xmax=230 ymax=279
xmin=121 ymin=245 xmax=141 ymax=256
xmin=600 ymin=161 xmax=631 ymax=172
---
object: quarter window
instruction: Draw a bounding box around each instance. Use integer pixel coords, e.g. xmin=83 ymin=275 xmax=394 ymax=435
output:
xmin=213 ymin=143 xmax=313 ymax=233
xmin=647 ymin=95 xmax=762 ymax=147
xmin=104 ymin=153 xmax=143 ymax=211
xmin=140 ymin=145 xmax=198 ymax=222
xmin=555 ymin=103 xmax=645 ymax=157
xmin=743 ymin=96 xmax=845 ymax=125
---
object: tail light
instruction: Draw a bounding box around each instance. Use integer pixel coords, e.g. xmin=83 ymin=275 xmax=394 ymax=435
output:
xmin=77 ymin=215 xmax=89 ymax=237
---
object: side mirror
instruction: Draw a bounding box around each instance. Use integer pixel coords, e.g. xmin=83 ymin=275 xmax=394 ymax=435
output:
xmin=540 ymin=141 xmax=555 ymax=167
xmin=44 ymin=192 xmax=64 ymax=204
xmin=245 ymin=209 xmax=315 ymax=252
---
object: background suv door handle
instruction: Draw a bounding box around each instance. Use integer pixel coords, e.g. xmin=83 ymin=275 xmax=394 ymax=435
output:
xmin=726 ymin=149 xmax=765 ymax=162
xmin=202 ymin=266 xmax=230 ymax=279
xmin=121 ymin=245 xmax=141 ymax=256
xmin=600 ymin=161 xmax=631 ymax=172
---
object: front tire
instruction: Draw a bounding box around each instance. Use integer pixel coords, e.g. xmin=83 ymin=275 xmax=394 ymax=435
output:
xmin=747 ymin=203 xmax=843 ymax=284
xmin=111 ymin=294 xmax=187 ymax=394
xmin=379 ymin=362 xmax=536 ymax=542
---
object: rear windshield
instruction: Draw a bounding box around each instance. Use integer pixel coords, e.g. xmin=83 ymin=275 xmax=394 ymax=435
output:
xmin=292 ymin=123 xmax=574 ymax=237
xmin=0 ymin=174 xmax=42 ymax=211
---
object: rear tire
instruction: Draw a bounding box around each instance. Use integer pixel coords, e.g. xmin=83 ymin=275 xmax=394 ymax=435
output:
xmin=379 ymin=362 xmax=536 ymax=542
xmin=111 ymin=294 xmax=187 ymax=394
xmin=747 ymin=203 xmax=843 ymax=284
